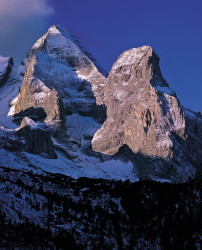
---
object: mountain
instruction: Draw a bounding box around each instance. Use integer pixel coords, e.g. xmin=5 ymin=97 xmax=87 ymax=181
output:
xmin=0 ymin=24 xmax=201 ymax=249
xmin=92 ymin=46 xmax=202 ymax=180
xmin=15 ymin=25 xmax=106 ymax=121
xmin=0 ymin=25 xmax=201 ymax=183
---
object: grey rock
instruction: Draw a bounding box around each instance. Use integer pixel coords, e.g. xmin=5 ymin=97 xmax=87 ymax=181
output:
xmin=2 ymin=26 xmax=201 ymax=182
xmin=92 ymin=46 xmax=202 ymax=177
xmin=17 ymin=117 xmax=57 ymax=159
xmin=15 ymin=25 xmax=106 ymax=124
xmin=15 ymin=55 xmax=64 ymax=122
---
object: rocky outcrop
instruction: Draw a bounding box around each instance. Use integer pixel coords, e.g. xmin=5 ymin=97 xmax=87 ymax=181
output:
xmin=92 ymin=46 xmax=202 ymax=174
xmin=13 ymin=107 xmax=47 ymax=125
xmin=1 ymin=25 xmax=201 ymax=182
xmin=14 ymin=25 xmax=106 ymax=123
xmin=92 ymin=46 xmax=183 ymax=157
xmin=0 ymin=55 xmax=13 ymax=87
xmin=15 ymin=55 xmax=64 ymax=122
xmin=17 ymin=117 xmax=57 ymax=158
xmin=183 ymin=109 xmax=202 ymax=167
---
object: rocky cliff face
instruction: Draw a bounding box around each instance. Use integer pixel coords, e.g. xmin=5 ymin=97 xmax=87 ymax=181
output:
xmin=17 ymin=117 xmax=57 ymax=158
xmin=0 ymin=55 xmax=13 ymax=87
xmin=14 ymin=25 xmax=106 ymax=123
xmin=15 ymin=55 xmax=64 ymax=122
xmin=0 ymin=25 xmax=201 ymax=182
xmin=92 ymin=46 xmax=186 ymax=158
xmin=92 ymin=46 xmax=202 ymax=177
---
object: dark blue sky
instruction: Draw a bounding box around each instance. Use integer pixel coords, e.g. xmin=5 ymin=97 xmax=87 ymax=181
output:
xmin=47 ymin=0 xmax=202 ymax=112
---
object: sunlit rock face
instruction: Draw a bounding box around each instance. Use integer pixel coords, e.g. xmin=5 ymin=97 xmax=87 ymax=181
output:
xmin=14 ymin=25 xmax=106 ymax=123
xmin=0 ymin=25 xmax=201 ymax=181
xmin=92 ymin=46 xmax=202 ymax=176
xmin=15 ymin=55 xmax=64 ymax=121
xmin=0 ymin=55 xmax=13 ymax=87
xmin=92 ymin=46 xmax=186 ymax=158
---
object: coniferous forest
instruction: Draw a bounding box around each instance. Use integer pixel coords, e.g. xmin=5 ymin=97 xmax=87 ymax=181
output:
xmin=0 ymin=166 xmax=201 ymax=249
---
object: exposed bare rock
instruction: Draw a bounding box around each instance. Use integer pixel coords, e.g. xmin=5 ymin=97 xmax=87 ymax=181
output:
xmin=1 ymin=25 xmax=201 ymax=182
xmin=92 ymin=47 xmax=182 ymax=156
xmin=13 ymin=107 xmax=47 ymax=126
xmin=15 ymin=54 xmax=64 ymax=122
xmin=0 ymin=55 xmax=13 ymax=87
xmin=14 ymin=25 xmax=106 ymax=124
xmin=183 ymin=109 xmax=202 ymax=167
xmin=17 ymin=117 xmax=57 ymax=159
xmin=92 ymin=46 xmax=202 ymax=175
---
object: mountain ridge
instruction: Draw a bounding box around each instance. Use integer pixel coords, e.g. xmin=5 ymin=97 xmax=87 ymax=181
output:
xmin=0 ymin=24 xmax=201 ymax=183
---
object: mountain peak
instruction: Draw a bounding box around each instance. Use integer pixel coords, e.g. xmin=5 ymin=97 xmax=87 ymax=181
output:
xmin=48 ymin=25 xmax=61 ymax=34
xmin=15 ymin=24 xmax=107 ymax=122
xmin=0 ymin=25 xmax=201 ymax=183
xmin=111 ymin=45 xmax=167 ymax=88
xmin=113 ymin=46 xmax=152 ymax=68
xmin=48 ymin=24 xmax=62 ymax=34
xmin=22 ymin=24 xmax=107 ymax=77
xmin=47 ymin=24 xmax=78 ymax=42
xmin=92 ymin=46 xmax=186 ymax=159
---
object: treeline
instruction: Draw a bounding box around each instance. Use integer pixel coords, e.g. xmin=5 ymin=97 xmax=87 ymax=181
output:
xmin=0 ymin=213 xmax=79 ymax=249
xmin=0 ymin=167 xmax=201 ymax=249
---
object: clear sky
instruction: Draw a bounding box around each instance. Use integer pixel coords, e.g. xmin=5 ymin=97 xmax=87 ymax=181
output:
xmin=0 ymin=0 xmax=201 ymax=112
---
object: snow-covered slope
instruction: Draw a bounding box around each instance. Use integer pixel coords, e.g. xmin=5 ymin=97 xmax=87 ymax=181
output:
xmin=0 ymin=65 xmax=24 ymax=129
xmin=0 ymin=25 xmax=201 ymax=183
xmin=0 ymin=55 xmax=13 ymax=87
xmin=19 ymin=24 xmax=106 ymax=110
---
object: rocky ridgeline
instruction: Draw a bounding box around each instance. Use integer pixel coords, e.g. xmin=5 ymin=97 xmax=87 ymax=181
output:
xmin=92 ymin=46 xmax=202 ymax=174
xmin=15 ymin=25 xmax=106 ymax=122
xmin=0 ymin=25 xmax=201 ymax=182
xmin=92 ymin=46 xmax=184 ymax=158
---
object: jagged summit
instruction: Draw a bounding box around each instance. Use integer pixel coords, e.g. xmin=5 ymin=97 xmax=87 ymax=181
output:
xmin=0 ymin=25 xmax=201 ymax=182
xmin=112 ymin=46 xmax=152 ymax=69
xmin=14 ymin=25 xmax=106 ymax=122
xmin=92 ymin=45 xmax=184 ymax=157
xmin=112 ymin=46 xmax=169 ymax=89
xmin=23 ymin=24 xmax=107 ymax=77
xmin=92 ymin=44 xmax=202 ymax=180
xmin=48 ymin=25 xmax=107 ymax=76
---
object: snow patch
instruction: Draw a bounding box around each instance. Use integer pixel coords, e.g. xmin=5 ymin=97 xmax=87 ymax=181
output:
xmin=155 ymin=86 xmax=176 ymax=96
xmin=0 ymin=55 xmax=10 ymax=75
xmin=0 ymin=66 xmax=23 ymax=129
xmin=66 ymin=114 xmax=101 ymax=140
xmin=113 ymin=46 xmax=150 ymax=70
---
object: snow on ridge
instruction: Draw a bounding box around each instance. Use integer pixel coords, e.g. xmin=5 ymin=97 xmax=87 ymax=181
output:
xmin=26 ymin=24 xmax=107 ymax=76
xmin=48 ymin=25 xmax=62 ymax=35
xmin=0 ymin=65 xmax=23 ymax=129
xmin=0 ymin=148 xmax=138 ymax=182
xmin=8 ymin=96 xmax=18 ymax=116
xmin=0 ymin=55 xmax=10 ymax=74
xmin=115 ymin=90 xmax=128 ymax=101
xmin=112 ymin=46 xmax=151 ymax=70
xmin=154 ymin=86 xmax=176 ymax=96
